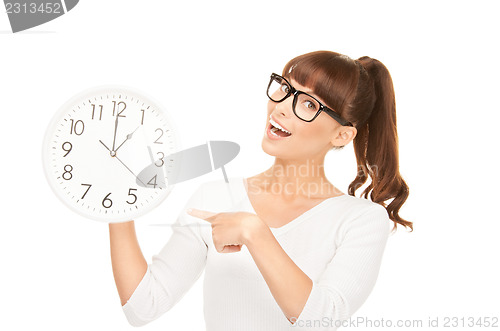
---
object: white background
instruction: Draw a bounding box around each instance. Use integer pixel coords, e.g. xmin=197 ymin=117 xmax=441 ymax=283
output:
xmin=1 ymin=0 xmax=499 ymax=330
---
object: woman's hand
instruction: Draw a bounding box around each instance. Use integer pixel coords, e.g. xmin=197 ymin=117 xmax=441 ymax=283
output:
xmin=187 ymin=208 xmax=266 ymax=253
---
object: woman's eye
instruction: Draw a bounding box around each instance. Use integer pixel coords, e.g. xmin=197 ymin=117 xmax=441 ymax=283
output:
xmin=303 ymin=100 xmax=317 ymax=111
xmin=280 ymin=84 xmax=290 ymax=94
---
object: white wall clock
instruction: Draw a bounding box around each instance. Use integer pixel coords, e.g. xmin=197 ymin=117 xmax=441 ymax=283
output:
xmin=42 ymin=86 xmax=181 ymax=223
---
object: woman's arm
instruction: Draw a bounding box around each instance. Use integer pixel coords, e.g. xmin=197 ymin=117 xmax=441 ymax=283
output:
xmin=186 ymin=207 xmax=313 ymax=321
xmin=245 ymin=227 xmax=312 ymax=323
xmin=115 ymin=185 xmax=208 ymax=327
xmin=245 ymin=205 xmax=391 ymax=325
xmin=109 ymin=220 xmax=148 ymax=306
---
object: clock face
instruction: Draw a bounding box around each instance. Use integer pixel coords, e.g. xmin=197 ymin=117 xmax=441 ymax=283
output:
xmin=42 ymin=86 xmax=181 ymax=223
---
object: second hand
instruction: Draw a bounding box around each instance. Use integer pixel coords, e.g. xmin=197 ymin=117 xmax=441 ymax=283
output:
xmin=115 ymin=155 xmax=147 ymax=187
xmin=99 ymin=139 xmax=147 ymax=186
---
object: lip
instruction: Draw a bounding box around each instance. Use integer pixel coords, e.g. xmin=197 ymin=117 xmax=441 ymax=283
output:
xmin=270 ymin=115 xmax=291 ymax=133
xmin=266 ymin=122 xmax=292 ymax=140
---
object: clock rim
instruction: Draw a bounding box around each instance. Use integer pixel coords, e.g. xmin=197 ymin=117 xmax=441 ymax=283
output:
xmin=41 ymin=84 xmax=183 ymax=223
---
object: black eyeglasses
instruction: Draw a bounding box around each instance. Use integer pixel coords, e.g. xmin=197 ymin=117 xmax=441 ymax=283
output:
xmin=266 ymin=73 xmax=353 ymax=126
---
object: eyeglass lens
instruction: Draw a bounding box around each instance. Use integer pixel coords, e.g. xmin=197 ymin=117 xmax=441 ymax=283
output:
xmin=267 ymin=76 xmax=321 ymax=121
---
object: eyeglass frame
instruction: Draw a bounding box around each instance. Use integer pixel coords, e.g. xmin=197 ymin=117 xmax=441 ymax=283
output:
xmin=266 ymin=73 xmax=353 ymax=127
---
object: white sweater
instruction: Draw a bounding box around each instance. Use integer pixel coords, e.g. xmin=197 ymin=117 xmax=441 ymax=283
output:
xmin=122 ymin=176 xmax=391 ymax=330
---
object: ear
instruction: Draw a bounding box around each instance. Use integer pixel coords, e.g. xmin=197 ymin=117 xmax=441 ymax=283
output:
xmin=330 ymin=126 xmax=357 ymax=147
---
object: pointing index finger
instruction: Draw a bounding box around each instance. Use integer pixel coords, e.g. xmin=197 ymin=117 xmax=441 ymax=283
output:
xmin=187 ymin=208 xmax=218 ymax=222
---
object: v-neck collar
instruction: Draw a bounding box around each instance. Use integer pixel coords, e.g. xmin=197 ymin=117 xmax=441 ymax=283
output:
xmin=239 ymin=176 xmax=348 ymax=235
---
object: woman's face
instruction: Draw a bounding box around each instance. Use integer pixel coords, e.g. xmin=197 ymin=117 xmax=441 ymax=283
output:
xmin=262 ymin=77 xmax=354 ymax=161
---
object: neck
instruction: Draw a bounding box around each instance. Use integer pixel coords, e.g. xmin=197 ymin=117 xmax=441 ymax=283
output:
xmin=256 ymin=156 xmax=340 ymax=200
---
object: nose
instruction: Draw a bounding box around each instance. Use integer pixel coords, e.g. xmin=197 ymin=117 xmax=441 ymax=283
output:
xmin=270 ymin=94 xmax=294 ymax=119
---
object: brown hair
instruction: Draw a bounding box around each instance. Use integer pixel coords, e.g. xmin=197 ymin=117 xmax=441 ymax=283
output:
xmin=282 ymin=51 xmax=412 ymax=233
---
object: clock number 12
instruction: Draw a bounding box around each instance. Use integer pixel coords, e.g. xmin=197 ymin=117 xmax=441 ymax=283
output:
xmin=112 ymin=101 xmax=127 ymax=117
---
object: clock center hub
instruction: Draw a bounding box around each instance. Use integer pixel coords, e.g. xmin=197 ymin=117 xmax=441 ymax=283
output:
xmin=110 ymin=150 xmax=116 ymax=157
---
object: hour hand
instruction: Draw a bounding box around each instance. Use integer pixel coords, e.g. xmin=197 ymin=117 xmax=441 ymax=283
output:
xmin=99 ymin=140 xmax=110 ymax=151
xmin=99 ymin=140 xmax=116 ymax=156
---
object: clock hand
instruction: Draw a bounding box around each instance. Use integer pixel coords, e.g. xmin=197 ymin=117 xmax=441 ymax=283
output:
xmin=114 ymin=125 xmax=140 ymax=154
xmin=99 ymin=139 xmax=111 ymax=152
xmin=111 ymin=113 xmax=120 ymax=151
xmin=101 ymin=139 xmax=147 ymax=186
xmin=99 ymin=139 xmax=116 ymax=157
xmin=114 ymin=155 xmax=147 ymax=187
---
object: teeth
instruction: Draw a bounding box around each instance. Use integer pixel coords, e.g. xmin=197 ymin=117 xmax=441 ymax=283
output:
xmin=269 ymin=116 xmax=291 ymax=134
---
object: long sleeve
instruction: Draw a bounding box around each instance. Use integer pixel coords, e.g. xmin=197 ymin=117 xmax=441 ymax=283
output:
xmin=292 ymin=204 xmax=391 ymax=329
xmin=122 ymin=184 xmax=208 ymax=327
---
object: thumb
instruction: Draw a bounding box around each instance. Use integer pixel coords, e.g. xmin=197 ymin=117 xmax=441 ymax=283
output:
xmin=222 ymin=244 xmax=242 ymax=253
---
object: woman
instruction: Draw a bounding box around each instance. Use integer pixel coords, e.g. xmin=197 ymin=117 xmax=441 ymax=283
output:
xmin=109 ymin=50 xmax=412 ymax=330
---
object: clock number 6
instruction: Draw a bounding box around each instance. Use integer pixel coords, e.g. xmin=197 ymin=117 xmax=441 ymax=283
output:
xmin=99 ymin=190 xmax=138 ymax=208
xmin=102 ymin=193 xmax=113 ymax=208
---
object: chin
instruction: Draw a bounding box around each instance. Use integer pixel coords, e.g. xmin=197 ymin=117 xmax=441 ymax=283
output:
xmin=261 ymin=137 xmax=295 ymax=159
xmin=261 ymin=137 xmax=281 ymax=157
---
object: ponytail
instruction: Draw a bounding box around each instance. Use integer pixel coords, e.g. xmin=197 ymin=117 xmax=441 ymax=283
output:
xmin=281 ymin=51 xmax=412 ymax=232
xmin=348 ymin=56 xmax=412 ymax=233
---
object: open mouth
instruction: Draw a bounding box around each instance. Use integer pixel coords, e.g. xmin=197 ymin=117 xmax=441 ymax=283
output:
xmin=268 ymin=122 xmax=292 ymax=137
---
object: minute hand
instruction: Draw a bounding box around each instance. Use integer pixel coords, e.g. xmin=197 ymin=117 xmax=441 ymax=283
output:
xmin=111 ymin=113 xmax=120 ymax=151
